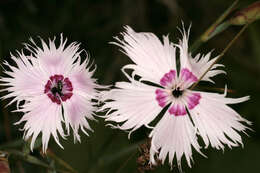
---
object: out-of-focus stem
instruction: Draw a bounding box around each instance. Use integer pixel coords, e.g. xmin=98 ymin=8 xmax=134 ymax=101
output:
xmin=116 ymin=151 xmax=137 ymax=173
xmin=191 ymin=22 xmax=250 ymax=90
xmin=190 ymin=0 xmax=239 ymax=52
xmin=6 ymin=149 xmax=69 ymax=173
xmin=2 ymin=108 xmax=11 ymax=141
xmin=46 ymin=150 xmax=77 ymax=173
xmin=0 ymin=101 xmax=25 ymax=173
xmin=196 ymin=86 xmax=236 ymax=93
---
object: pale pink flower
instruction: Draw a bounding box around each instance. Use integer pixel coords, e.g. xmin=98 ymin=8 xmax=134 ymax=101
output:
xmin=100 ymin=26 xmax=251 ymax=168
xmin=0 ymin=35 xmax=102 ymax=152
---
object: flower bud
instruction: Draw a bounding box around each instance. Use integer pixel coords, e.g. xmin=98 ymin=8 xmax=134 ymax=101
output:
xmin=229 ymin=1 xmax=260 ymax=25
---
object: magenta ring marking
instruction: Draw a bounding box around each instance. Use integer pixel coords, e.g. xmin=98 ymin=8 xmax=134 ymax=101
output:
xmin=44 ymin=74 xmax=73 ymax=105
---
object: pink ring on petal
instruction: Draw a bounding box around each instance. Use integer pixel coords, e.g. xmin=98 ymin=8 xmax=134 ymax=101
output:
xmin=155 ymin=89 xmax=168 ymax=107
xmin=188 ymin=93 xmax=201 ymax=110
xmin=169 ymin=104 xmax=187 ymax=116
xmin=180 ymin=68 xmax=198 ymax=83
xmin=160 ymin=70 xmax=176 ymax=87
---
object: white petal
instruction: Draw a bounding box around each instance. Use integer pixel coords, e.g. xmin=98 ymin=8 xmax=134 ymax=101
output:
xmin=25 ymin=35 xmax=82 ymax=76
xmin=67 ymin=53 xmax=100 ymax=96
xmin=112 ymin=26 xmax=177 ymax=84
xmin=189 ymin=53 xmax=225 ymax=82
xmin=0 ymin=53 xmax=47 ymax=105
xmin=63 ymin=92 xmax=96 ymax=142
xmin=16 ymin=95 xmax=65 ymax=152
xmin=100 ymin=81 xmax=162 ymax=137
xmin=63 ymin=55 xmax=103 ymax=142
xmin=177 ymin=25 xmax=225 ymax=82
xmin=178 ymin=25 xmax=192 ymax=71
xmin=149 ymin=112 xmax=204 ymax=168
xmin=189 ymin=91 xmax=251 ymax=150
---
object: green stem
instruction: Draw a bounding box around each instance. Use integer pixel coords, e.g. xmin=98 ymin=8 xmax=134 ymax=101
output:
xmin=47 ymin=150 xmax=77 ymax=173
xmin=190 ymin=0 xmax=239 ymax=52
xmin=207 ymin=21 xmax=231 ymax=40
xmin=87 ymin=132 xmax=116 ymax=172
xmin=6 ymin=149 xmax=50 ymax=168
xmin=191 ymin=22 xmax=251 ymax=90
xmin=6 ymin=149 xmax=70 ymax=173
xmin=116 ymin=151 xmax=137 ymax=173
xmin=88 ymin=140 xmax=143 ymax=173
xmin=0 ymin=139 xmax=24 ymax=150
xmin=196 ymin=86 xmax=236 ymax=93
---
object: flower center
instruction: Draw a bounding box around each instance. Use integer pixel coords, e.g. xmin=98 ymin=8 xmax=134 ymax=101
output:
xmin=44 ymin=75 xmax=73 ymax=105
xmin=172 ymin=87 xmax=183 ymax=98
xmin=51 ymin=81 xmax=63 ymax=96
xmin=155 ymin=69 xmax=201 ymax=116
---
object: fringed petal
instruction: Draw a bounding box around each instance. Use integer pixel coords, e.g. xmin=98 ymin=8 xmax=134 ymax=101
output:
xmin=100 ymin=81 xmax=162 ymax=138
xmin=15 ymin=95 xmax=64 ymax=153
xmin=189 ymin=90 xmax=251 ymax=150
xmin=111 ymin=26 xmax=177 ymax=85
xmin=149 ymin=112 xmax=204 ymax=169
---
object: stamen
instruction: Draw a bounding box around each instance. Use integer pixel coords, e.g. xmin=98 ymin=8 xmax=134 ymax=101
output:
xmin=44 ymin=75 xmax=73 ymax=105
xmin=172 ymin=87 xmax=183 ymax=98
xmin=51 ymin=81 xmax=63 ymax=96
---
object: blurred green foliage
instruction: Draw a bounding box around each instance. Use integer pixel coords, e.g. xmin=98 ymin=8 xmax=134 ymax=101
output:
xmin=0 ymin=0 xmax=260 ymax=172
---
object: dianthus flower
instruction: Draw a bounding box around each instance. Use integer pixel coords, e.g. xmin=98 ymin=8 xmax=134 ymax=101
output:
xmin=100 ymin=26 xmax=251 ymax=168
xmin=0 ymin=35 xmax=102 ymax=152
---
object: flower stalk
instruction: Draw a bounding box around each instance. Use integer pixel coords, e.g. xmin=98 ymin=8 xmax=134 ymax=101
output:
xmin=45 ymin=150 xmax=77 ymax=173
xmin=190 ymin=0 xmax=239 ymax=52
xmin=190 ymin=1 xmax=260 ymax=53
xmin=191 ymin=21 xmax=250 ymax=90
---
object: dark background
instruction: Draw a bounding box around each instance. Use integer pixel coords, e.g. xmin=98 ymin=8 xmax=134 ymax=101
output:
xmin=0 ymin=0 xmax=259 ymax=172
